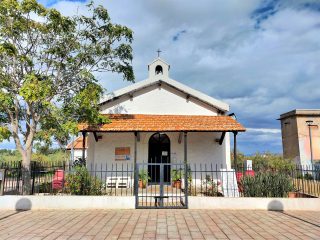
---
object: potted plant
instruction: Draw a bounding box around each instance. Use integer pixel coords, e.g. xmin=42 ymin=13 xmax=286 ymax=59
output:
xmin=138 ymin=169 xmax=150 ymax=188
xmin=171 ymin=169 xmax=183 ymax=189
xmin=288 ymin=188 xmax=300 ymax=198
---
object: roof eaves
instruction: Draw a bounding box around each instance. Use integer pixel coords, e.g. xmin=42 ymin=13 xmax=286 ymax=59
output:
xmin=279 ymin=109 xmax=320 ymax=120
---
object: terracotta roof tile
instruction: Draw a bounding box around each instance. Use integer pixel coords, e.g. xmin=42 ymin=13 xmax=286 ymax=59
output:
xmin=66 ymin=137 xmax=87 ymax=150
xmin=78 ymin=114 xmax=246 ymax=132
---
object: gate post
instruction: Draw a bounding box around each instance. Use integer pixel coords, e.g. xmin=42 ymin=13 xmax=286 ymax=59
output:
xmin=17 ymin=161 xmax=22 ymax=193
xmin=134 ymin=163 xmax=139 ymax=208
xmin=159 ymin=164 xmax=164 ymax=207
xmin=184 ymin=163 xmax=188 ymax=208
xmin=0 ymin=169 xmax=5 ymax=195
xmin=31 ymin=162 xmax=36 ymax=195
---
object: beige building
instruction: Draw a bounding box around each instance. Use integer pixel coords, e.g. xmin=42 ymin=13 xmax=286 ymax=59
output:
xmin=279 ymin=109 xmax=320 ymax=165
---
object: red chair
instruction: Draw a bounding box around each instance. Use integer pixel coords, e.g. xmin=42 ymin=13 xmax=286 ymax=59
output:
xmin=52 ymin=169 xmax=64 ymax=190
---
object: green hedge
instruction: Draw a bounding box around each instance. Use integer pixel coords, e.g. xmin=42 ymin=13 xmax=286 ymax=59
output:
xmin=241 ymin=172 xmax=293 ymax=197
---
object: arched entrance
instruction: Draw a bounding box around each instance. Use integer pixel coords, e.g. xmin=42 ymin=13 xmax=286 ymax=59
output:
xmin=148 ymin=133 xmax=170 ymax=184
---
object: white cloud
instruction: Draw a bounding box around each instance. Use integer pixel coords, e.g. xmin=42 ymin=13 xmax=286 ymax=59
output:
xmin=3 ymin=0 xmax=319 ymax=154
xmin=247 ymin=128 xmax=281 ymax=134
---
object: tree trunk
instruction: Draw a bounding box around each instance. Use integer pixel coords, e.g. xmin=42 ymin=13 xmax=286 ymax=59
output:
xmin=21 ymin=151 xmax=32 ymax=195
xmin=12 ymin=130 xmax=34 ymax=195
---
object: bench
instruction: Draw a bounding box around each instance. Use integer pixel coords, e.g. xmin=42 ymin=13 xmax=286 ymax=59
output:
xmin=106 ymin=176 xmax=132 ymax=189
xmin=154 ymin=196 xmax=169 ymax=207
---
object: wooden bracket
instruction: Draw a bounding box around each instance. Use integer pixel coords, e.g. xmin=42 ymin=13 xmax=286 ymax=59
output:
xmin=93 ymin=132 xmax=99 ymax=142
xmin=93 ymin=132 xmax=102 ymax=142
xmin=136 ymin=132 xmax=140 ymax=142
xmin=178 ymin=132 xmax=183 ymax=144
xmin=219 ymin=132 xmax=226 ymax=145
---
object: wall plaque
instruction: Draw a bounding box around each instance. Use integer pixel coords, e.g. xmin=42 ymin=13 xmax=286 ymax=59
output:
xmin=115 ymin=147 xmax=131 ymax=161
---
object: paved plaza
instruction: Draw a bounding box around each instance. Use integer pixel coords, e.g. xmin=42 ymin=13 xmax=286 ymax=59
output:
xmin=0 ymin=209 xmax=319 ymax=239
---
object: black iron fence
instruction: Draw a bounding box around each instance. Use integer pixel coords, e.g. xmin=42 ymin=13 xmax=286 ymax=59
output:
xmin=188 ymin=164 xmax=320 ymax=198
xmin=0 ymin=161 xmax=319 ymax=198
xmin=135 ymin=163 xmax=188 ymax=209
xmin=0 ymin=161 xmax=22 ymax=195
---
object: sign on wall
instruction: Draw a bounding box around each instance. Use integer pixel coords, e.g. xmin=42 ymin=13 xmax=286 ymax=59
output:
xmin=115 ymin=147 xmax=131 ymax=161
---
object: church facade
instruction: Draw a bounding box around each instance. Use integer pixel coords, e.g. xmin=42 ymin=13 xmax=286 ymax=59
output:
xmin=79 ymin=57 xmax=245 ymax=175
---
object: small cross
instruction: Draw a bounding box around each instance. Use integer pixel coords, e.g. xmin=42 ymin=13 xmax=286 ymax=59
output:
xmin=157 ymin=49 xmax=161 ymax=57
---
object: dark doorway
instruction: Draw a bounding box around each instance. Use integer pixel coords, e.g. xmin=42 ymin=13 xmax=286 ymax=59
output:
xmin=148 ymin=133 xmax=170 ymax=184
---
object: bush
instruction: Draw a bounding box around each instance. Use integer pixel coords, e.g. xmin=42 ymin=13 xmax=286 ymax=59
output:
xmin=65 ymin=166 xmax=104 ymax=195
xmin=73 ymin=158 xmax=86 ymax=167
xmin=232 ymin=151 xmax=295 ymax=171
xmin=303 ymin=173 xmax=314 ymax=180
xmin=296 ymin=172 xmax=316 ymax=180
xmin=38 ymin=182 xmax=52 ymax=193
xmin=201 ymin=175 xmax=222 ymax=196
xmin=171 ymin=169 xmax=183 ymax=181
xmin=241 ymin=171 xmax=293 ymax=197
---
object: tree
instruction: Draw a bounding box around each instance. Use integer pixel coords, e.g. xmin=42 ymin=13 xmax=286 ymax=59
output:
xmin=0 ymin=0 xmax=134 ymax=193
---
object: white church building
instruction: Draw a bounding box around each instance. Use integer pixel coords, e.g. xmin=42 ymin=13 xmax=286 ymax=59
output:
xmin=78 ymin=57 xmax=245 ymax=181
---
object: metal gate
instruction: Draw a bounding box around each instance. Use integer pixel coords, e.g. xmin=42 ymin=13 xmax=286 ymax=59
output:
xmin=135 ymin=163 xmax=188 ymax=209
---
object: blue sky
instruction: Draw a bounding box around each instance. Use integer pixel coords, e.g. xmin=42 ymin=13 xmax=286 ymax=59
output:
xmin=2 ymin=0 xmax=320 ymax=155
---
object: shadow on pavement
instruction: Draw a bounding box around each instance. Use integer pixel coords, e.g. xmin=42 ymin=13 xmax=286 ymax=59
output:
xmin=0 ymin=198 xmax=32 ymax=221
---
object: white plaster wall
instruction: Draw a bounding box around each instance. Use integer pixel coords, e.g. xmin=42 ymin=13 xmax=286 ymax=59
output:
xmin=74 ymin=150 xmax=86 ymax=159
xmin=87 ymin=132 xmax=231 ymax=170
xmin=100 ymin=84 xmax=218 ymax=116
xmin=188 ymin=197 xmax=320 ymax=211
xmin=1 ymin=196 xmax=319 ymax=211
xmin=0 ymin=196 xmax=135 ymax=210
xmin=69 ymin=149 xmax=87 ymax=161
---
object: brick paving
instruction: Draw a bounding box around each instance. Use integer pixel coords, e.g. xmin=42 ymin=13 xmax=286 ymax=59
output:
xmin=0 ymin=209 xmax=319 ymax=239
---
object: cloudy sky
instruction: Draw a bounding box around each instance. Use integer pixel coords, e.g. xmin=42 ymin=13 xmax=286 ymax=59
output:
xmin=2 ymin=0 xmax=320 ymax=154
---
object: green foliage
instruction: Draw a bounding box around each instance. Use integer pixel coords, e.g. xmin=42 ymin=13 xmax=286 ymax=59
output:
xmin=232 ymin=151 xmax=294 ymax=171
xmin=171 ymin=169 xmax=183 ymax=181
xmin=241 ymin=172 xmax=294 ymax=197
xmin=19 ymin=73 xmax=53 ymax=103
xmin=0 ymin=149 xmax=68 ymax=163
xmin=138 ymin=169 xmax=150 ymax=185
xmin=65 ymin=166 xmax=104 ymax=195
xmin=38 ymin=182 xmax=52 ymax=194
xmin=298 ymin=173 xmax=314 ymax=180
xmin=0 ymin=126 xmax=11 ymax=141
xmin=201 ymin=175 xmax=221 ymax=196
xmin=0 ymin=0 xmax=134 ymax=166
xmin=73 ymin=158 xmax=86 ymax=167
xmin=0 ymin=149 xmax=21 ymax=162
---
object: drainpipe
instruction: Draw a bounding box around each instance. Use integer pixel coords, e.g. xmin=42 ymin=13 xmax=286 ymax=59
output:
xmin=306 ymin=120 xmax=314 ymax=165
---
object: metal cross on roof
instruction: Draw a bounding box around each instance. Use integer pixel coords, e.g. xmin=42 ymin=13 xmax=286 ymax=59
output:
xmin=157 ymin=49 xmax=161 ymax=57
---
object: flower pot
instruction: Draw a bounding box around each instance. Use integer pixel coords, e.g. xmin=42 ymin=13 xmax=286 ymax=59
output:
xmin=139 ymin=180 xmax=146 ymax=189
xmin=288 ymin=192 xmax=298 ymax=198
xmin=173 ymin=180 xmax=181 ymax=189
